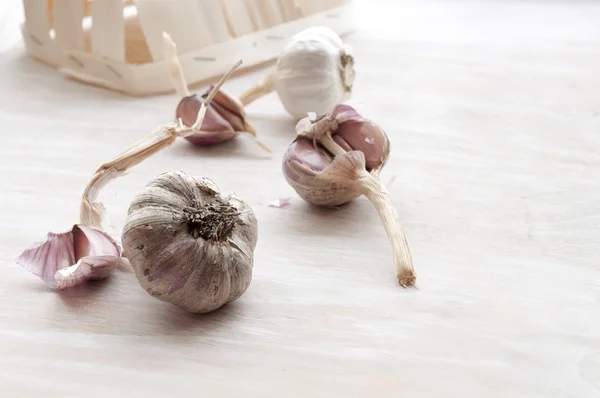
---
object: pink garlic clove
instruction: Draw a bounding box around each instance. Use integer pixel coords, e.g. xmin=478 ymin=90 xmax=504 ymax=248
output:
xmin=16 ymin=225 xmax=121 ymax=289
xmin=283 ymin=104 xmax=415 ymax=286
xmin=284 ymin=137 xmax=330 ymax=174
xmin=295 ymin=104 xmax=391 ymax=172
xmin=335 ymin=119 xmax=390 ymax=171
xmin=282 ymin=138 xmax=362 ymax=206
xmin=331 ymin=103 xmax=364 ymax=123
xmin=175 ymin=87 xmax=256 ymax=147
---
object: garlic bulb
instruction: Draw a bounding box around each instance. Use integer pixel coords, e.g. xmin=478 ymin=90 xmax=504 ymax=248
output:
xmin=239 ymin=26 xmax=355 ymax=119
xmin=282 ymin=104 xmax=415 ymax=287
xmin=122 ymin=170 xmax=258 ymax=313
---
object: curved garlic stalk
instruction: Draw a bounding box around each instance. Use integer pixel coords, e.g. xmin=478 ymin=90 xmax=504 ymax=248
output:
xmin=80 ymin=60 xmax=242 ymax=230
xmin=327 ymin=152 xmax=415 ymax=287
xmin=163 ymin=33 xmax=270 ymax=153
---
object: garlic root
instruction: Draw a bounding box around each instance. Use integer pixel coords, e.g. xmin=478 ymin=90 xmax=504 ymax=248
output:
xmin=80 ymin=60 xmax=243 ymax=229
xmin=239 ymin=71 xmax=276 ymax=106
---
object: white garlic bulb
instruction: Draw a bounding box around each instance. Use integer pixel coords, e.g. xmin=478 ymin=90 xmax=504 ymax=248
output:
xmin=240 ymin=26 xmax=355 ymax=119
xmin=122 ymin=170 xmax=258 ymax=313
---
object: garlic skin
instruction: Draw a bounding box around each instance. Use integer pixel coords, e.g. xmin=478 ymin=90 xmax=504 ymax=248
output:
xmin=16 ymin=225 xmax=121 ymax=289
xmin=240 ymin=26 xmax=355 ymax=119
xmin=122 ymin=171 xmax=258 ymax=313
xmin=284 ymin=104 xmax=390 ymax=206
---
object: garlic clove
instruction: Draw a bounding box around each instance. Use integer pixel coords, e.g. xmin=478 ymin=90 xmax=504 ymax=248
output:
xmin=176 ymin=94 xmax=227 ymax=131
xmin=283 ymin=139 xmax=361 ymax=206
xmin=284 ymin=137 xmax=330 ymax=174
xmin=336 ymin=120 xmax=390 ymax=171
xmin=122 ymin=171 xmax=258 ymax=313
xmin=331 ymin=103 xmax=363 ymax=123
xmin=164 ymin=32 xmax=269 ymax=152
xmin=175 ymin=86 xmax=257 ymax=147
xmin=210 ymin=86 xmax=249 ymax=128
xmin=296 ymin=104 xmax=390 ymax=171
xmin=16 ymin=225 xmax=121 ymax=289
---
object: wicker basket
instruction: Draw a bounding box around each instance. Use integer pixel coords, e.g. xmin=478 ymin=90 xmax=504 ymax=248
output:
xmin=20 ymin=0 xmax=356 ymax=96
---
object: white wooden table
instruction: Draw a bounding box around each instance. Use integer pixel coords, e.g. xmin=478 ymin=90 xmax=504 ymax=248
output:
xmin=1 ymin=1 xmax=599 ymax=396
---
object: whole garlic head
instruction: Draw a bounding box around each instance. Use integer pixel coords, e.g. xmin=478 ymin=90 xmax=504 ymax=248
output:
xmin=122 ymin=171 xmax=258 ymax=313
xmin=282 ymin=104 xmax=416 ymax=287
xmin=275 ymin=26 xmax=355 ymax=119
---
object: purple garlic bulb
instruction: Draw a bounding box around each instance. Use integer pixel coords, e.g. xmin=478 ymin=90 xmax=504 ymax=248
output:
xmin=283 ymin=104 xmax=391 ymax=206
xmin=282 ymin=104 xmax=415 ymax=287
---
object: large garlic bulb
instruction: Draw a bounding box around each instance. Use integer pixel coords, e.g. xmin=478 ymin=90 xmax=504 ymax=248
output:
xmin=240 ymin=26 xmax=355 ymax=120
xmin=122 ymin=170 xmax=258 ymax=313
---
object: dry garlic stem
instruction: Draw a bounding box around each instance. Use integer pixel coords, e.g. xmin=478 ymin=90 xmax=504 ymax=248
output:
xmin=239 ymin=26 xmax=355 ymax=119
xmin=80 ymin=60 xmax=242 ymax=229
xmin=354 ymin=170 xmax=415 ymax=287
xmin=163 ymin=32 xmax=270 ymax=152
xmin=163 ymin=32 xmax=190 ymax=99
xmin=122 ymin=170 xmax=258 ymax=313
xmin=282 ymin=104 xmax=415 ymax=286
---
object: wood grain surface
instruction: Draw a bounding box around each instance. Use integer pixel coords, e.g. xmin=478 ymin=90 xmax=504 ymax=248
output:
xmin=1 ymin=1 xmax=599 ymax=397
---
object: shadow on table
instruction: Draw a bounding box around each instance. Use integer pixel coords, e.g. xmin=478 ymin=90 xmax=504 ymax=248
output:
xmin=274 ymin=198 xmax=370 ymax=238
xmin=169 ymin=136 xmax=271 ymax=161
xmin=52 ymin=271 xmax=247 ymax=337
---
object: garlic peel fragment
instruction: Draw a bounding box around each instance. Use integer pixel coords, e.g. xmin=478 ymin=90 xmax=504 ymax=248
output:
xmin=16 ymin=225 xmax=121 ymax=289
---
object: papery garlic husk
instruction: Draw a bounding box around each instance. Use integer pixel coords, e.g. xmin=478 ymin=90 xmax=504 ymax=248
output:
xmin=239 ymin=26 xmax=355 ymax=119
xmin=282 ymin=104 xmax=415 ymax=287
xmin=122 ymin=170 xmax=258 ymax=313
xmin=16 ymin=225 xmax=121 ymax=289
